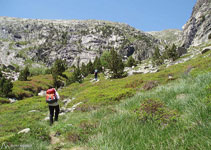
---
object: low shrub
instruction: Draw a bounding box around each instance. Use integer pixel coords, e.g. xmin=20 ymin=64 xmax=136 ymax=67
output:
xmin=125 ymin=79 xmax=143 ymax=88
xmin=67 ymin=132 xmax=81 ymax=143
xmin=143 ymin=81 xmax=158 ymax=90
xmin=136 ymin=99 xmax=179 ymax=125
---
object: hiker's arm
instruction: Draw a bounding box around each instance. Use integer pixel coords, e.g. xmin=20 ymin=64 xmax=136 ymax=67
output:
xmin=55 ymin=91 xmax=60 ymax=100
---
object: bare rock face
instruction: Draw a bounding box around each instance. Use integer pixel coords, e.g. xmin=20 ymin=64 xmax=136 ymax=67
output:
xmin=0 ymin=17 xmax=160 ymax=67
xmin=182 ymin=0 xmax=211 ymax=48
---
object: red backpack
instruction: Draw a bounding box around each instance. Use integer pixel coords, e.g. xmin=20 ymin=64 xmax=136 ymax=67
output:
xmin=46 ymin=88 xmax=57 ymax=104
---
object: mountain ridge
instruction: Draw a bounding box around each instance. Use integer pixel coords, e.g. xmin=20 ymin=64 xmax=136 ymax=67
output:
xmin=0 ymin=0 xmax=210 ymax=69
xmin=0 ymin=16 xmax=160 ymax=68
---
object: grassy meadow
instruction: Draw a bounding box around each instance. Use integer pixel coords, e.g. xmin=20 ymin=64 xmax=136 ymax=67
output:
xmin=0 ymin=49 xmax=210 ymax=149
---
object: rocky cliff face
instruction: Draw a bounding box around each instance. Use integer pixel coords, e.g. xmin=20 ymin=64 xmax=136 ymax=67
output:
xmin=0 ymin=17 xmax=159 ymax=68
xmin=182 ymin=0 xmax=211 ymax=48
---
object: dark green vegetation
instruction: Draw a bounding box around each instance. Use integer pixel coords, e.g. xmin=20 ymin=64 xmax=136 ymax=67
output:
xmin=67 ymin=49 xmax=126 ymax=86
xmin=0 ymin=70 xmax=13 ymax=97
xmin=153 ymin=44 xmax=180 ymax=66
xmin=0 ymin=49 xmax=210 ymax=149
xmin=126 ymin=56 xmax=137 ymax=67
xmin=107 ymin=49 xmax=125 ymax=78
xmin=51 ymin=59 xmax=68 ymax=88
xmin=18 ymin=66 xmax=30 ymax=81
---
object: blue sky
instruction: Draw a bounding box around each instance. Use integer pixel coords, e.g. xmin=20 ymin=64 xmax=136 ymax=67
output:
xmin=0 ymin=0 xmax=197 ymax=31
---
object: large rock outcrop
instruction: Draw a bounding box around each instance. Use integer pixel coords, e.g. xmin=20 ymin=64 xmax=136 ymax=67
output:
xmin=182 ymin=0 xmax=211 ymax=48
xmin=0 ymin=17 xmax=160 ymax=67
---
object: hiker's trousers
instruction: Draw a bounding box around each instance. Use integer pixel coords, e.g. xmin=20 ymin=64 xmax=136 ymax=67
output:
xmin=49 ymin=105 xmax=60 ymax=124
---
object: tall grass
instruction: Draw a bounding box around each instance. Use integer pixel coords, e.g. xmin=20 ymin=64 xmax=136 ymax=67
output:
xmin=85 ymin=73 xmax=211 ymax=150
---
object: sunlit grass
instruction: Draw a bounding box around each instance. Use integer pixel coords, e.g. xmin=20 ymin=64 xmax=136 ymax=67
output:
xmin=0 ymin=50 xmax=210 ymax=149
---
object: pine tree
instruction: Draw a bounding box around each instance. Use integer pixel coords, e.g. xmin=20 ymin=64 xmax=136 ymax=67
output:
xmin=162 ymin=45 xmax=169 ymax=59
xmin=100 ymin=51 xmax=111 ymax=68
xmin=108 ymin=49 xmax=125 ymax=78
xmin=93 ymin=56 xmax=102 ymax=72
xmin=0 ymin=76 xmax=13 ymax=97
xmin=127 ymin=56 xmax=136 ymax=67
xmin=0 ymin=69 xmax=2 ymax=78
xmin=86 ymin=60 xmax=94 ymax=74
xmin=52 ymin=73 xmax=59 ymax=89
xmin=73 ymin=67 xmax=83 ymax=83
xmin=52 ymin=59 xmax=67 ymax=76
xmin=2 ymin=78 xmax=13 ymax=97
xmin=169 ymin=44 xmax=179 ymax=61
xmin=152 ymin=47 xmax=163 ymax=66
xmin=153 ymin=47 xmax=161 ymax=60
xmin=18 ymin=66 xmax=30 ymax=81
xmin=163 ymin=44 xmax=179 ymax=61
xmin=51 ymin=59 xmax=67 ymax=88
xmin=81 ymin=62 xmax=88 ymax=77
xmin=67 ymin=67 xmax=83 ymax=85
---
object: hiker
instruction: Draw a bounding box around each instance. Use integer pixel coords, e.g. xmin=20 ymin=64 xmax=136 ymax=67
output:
xmin=94 ymin=69 xmax=98 ymax=81
xmin=102 ymin=66 xmax=105 ymax=74
xmin=46 ymin=88 xmax=60 ymax=126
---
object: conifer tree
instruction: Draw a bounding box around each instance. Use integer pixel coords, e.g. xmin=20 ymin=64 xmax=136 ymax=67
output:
xmin=93 ymin=56 xmax=102 ymax=72
xmin=163 ymin=44 xmax=179 ymax=61
xmin=18 ymin=66 xmax=30 ymax=81
xmin=0 ymin=69 xmax=2 ymax=78
xmin=67 ymin=67 xmax=83 ymax=85
xmin=0 ymin=71 xmax=13 ymax=97
xmin=52 ymin=59 xmax=67 ymax=76
xmin=168 ymin=44 xmax=179 ymax=61
xmin=162 ymin=45 xmax=169 ymax=59
xmin=52 ymin=73 xmax=59 ymax=89
xmin=152 ymin=47 xmax=163 ymax=66
xmin=2 ymin=78 xmax=13 ymax=97
xmin=51 ymin=59 xmax=67 ymax=88
xmin=73 ymin=67 xmax=83 ymax=83
xmin=108 ymin=48 xmax=124 ymax=78
xmin=100 ymin=51 xmax=111 ymax=68
xmin=127 ymin=56 xmax=136 ymax=67
xmin=86 ymin=60 xmax=94 ymax=74
xmin=81 ymin=62 xmax=88 ymax=77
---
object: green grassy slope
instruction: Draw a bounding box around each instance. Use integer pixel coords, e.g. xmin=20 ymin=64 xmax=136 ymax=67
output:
xmin=0 ymin=50 xmax=210 ymax=149
xmin=60 ymin=50 xmax=211 ymax=109
xmin=12 ymin=74 xmax=53 ymax=99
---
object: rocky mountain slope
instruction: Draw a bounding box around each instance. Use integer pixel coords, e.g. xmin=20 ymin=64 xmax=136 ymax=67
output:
xmin=147 ymin=29 xmax=183 ymax=46
xmin=0 ymin=0 xmax=210 ymax=69
xmin=182 ymin=0 xmax=211 ymax=48
xmin=148 ymin=0 xmax=211 ymax=49
xmin=0 ymin=17 xmax=159 ymax=68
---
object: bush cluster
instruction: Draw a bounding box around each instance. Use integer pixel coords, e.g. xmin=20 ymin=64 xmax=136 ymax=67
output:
xmin=137 ymin=99 xmax=178 ymax=125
